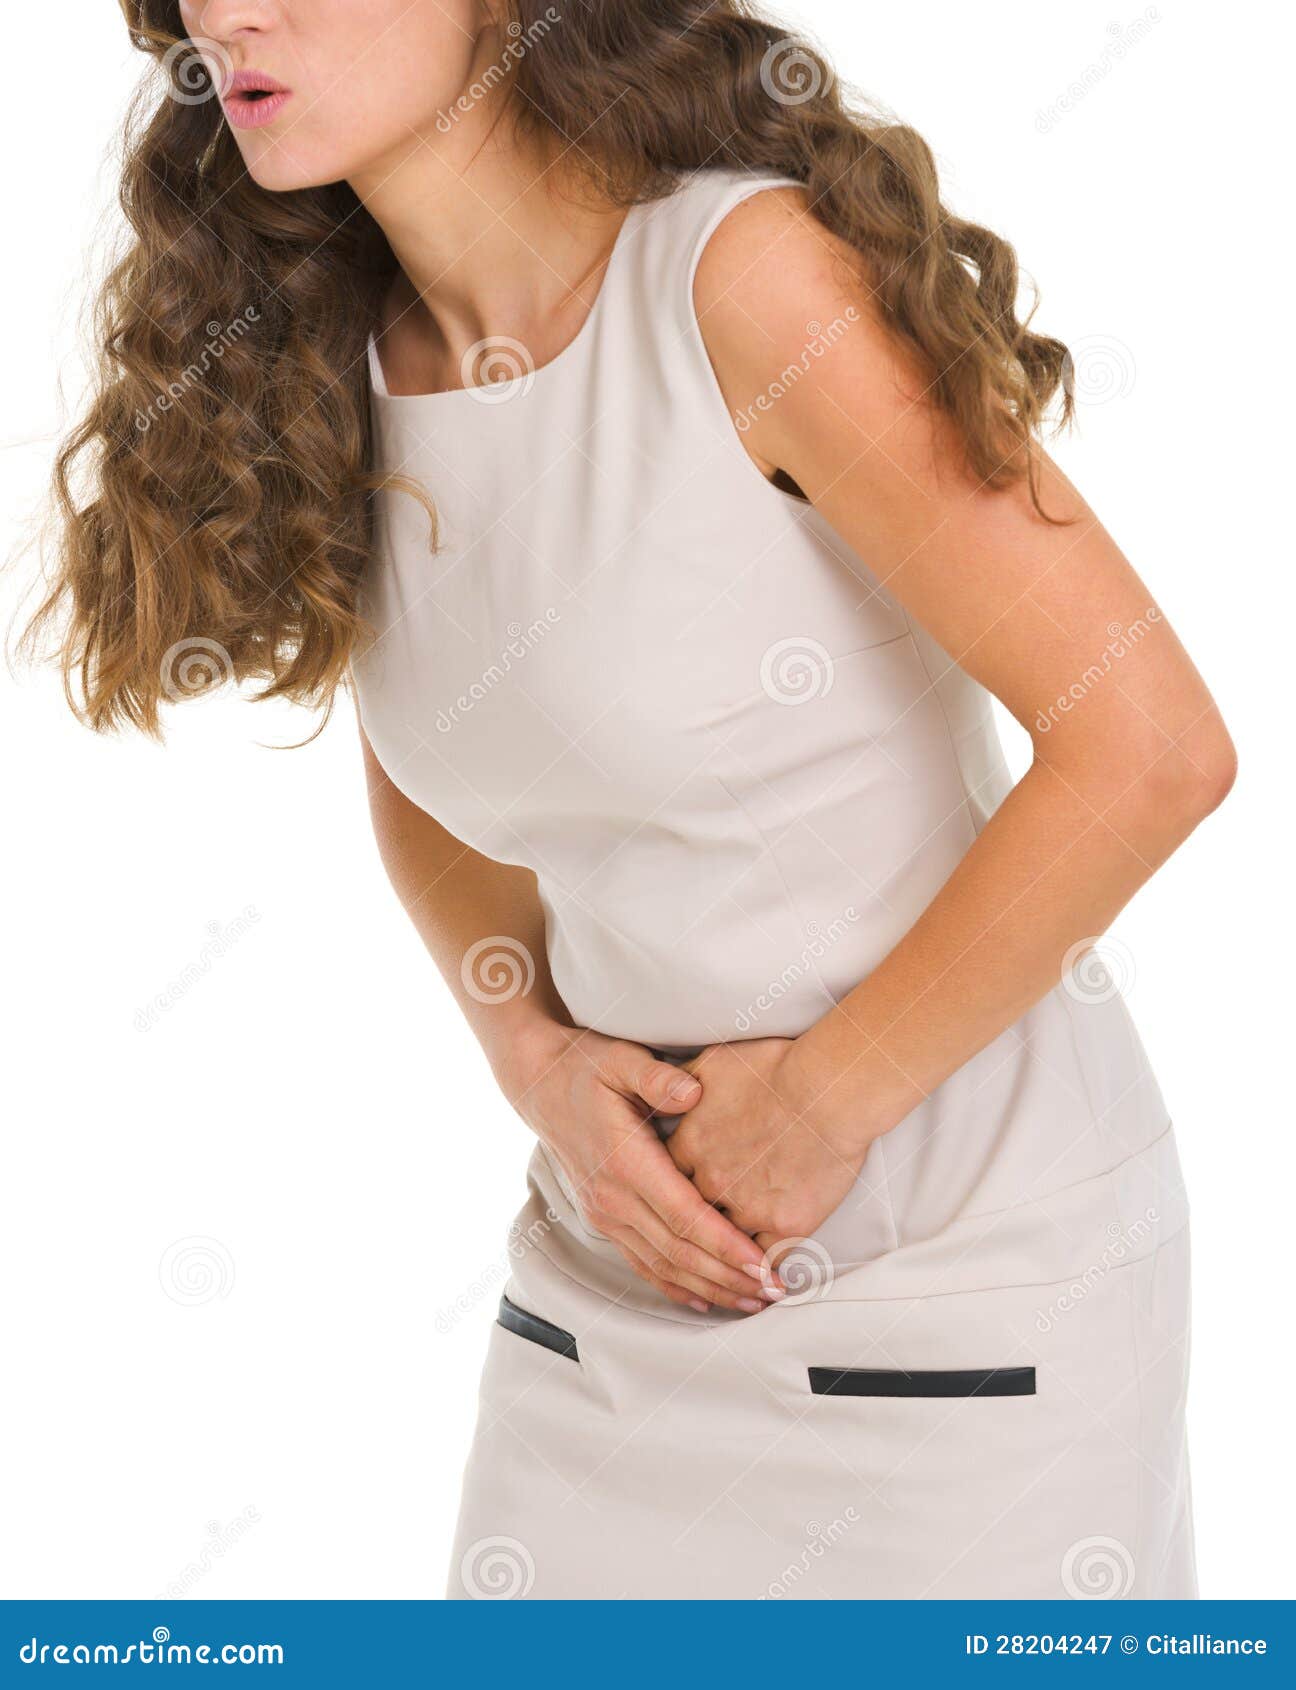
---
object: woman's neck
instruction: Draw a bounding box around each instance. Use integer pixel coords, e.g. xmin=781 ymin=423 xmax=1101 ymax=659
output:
xmin=351 ymin=114 xmax=630 ymax=383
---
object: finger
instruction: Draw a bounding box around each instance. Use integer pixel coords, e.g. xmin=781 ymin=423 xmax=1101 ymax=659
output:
xmin=639 ymin=1146 xmax=785 ymax=1291
xmin=620 ymin=1203 xmax=768 ymax=1313
xmin=610 ymin=1239 xmax=706 ymax=1312
xmin=634 ymin=1139 xmax=775 ymax=1295
xmin=609 ymin=1221 xmax=763 ymax=1315
xmin=753 ymin=1232 xmax=813 ymax=1294
xmin=608 ymin=1228 xmax=716 ymax=1312
xmin=754 ymin=1232 xmax=783 ymax=1264
xmin=602 ymin=1042 xmax=702 ymax=1118
xmin=629 ymin=1195 xmax=774 ymax=1307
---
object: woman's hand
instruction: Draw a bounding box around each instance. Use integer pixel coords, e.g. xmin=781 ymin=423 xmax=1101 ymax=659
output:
xmin=494 ymin=1020 xmax=783 ymax=1314
xmin=664 ymin=1038 xmax=876 ymax=1259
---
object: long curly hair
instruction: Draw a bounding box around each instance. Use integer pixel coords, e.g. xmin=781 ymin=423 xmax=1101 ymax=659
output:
xmin=21 ymin=0 xmax=1072 ymax=737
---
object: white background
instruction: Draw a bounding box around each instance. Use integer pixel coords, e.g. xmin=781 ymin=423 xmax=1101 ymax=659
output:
xmin=1 ymin=3 xmax=1289 ymax=1599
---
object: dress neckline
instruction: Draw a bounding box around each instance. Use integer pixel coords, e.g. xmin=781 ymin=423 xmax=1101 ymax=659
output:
xmin=367 ymin=198 xmax=648 ymax=406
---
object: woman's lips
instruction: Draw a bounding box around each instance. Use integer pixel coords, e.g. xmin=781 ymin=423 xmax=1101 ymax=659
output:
xmin=222 ymin=69 xmax=292 ymax=130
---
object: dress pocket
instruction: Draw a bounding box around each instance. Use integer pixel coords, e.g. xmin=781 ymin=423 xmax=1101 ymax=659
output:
xmin=497 ymin=1294 xmax=580 ymax=1362
xmin=808 ymin=1364 xmax=1036 ymax=1398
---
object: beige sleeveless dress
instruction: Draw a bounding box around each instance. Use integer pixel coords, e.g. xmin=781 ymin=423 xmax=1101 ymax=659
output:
xmin=353 ymin=168 xmax=1196 ymax=1601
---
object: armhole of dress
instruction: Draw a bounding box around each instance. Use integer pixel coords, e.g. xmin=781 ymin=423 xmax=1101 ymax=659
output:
xmin=681 ymin=175 xmax=815 ymax=508
xmin=366 ymin=332 xmax=389 ymax=398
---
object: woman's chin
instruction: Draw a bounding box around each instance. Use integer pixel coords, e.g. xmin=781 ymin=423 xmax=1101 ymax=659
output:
xmin=237 ymin=142 xmax=351 ymax=196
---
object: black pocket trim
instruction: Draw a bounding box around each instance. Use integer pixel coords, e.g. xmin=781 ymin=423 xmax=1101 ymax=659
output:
xmin=497 ymin=1294 xmax=580 ymax=1362
xmin=808 ymin=1365 xmax=1036 ymax=1398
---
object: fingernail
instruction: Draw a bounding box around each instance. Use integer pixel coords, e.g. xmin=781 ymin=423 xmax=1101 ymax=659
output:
xmin=742 ymin=1263 xmax=765 ymax=1281
xmin=761 ymin=1286 xmax=786 ymax=1301
xmin=689 ymin=1299 xmax=709 ymax=1314
xmin=670 ymin=1075 xmax=700 ymax=1102
xmin=737 ymin=1298 xmax=763 ymax=1314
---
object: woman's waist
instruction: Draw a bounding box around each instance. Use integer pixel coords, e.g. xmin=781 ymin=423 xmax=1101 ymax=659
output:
xmin=516 ymin=1115 xmax=1188 ymax=1326
xmin=524 ymin=987 xmax=1174 ymax=1278
xmin=539 ymin=862 xmax=967 ymax=1049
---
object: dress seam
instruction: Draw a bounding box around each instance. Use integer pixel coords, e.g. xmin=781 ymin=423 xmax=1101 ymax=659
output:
xmin=526 ymin=1208 xmax=1190 ymax=1318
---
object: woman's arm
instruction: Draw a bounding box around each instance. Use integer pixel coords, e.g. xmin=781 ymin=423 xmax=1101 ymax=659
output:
xmin=665 ymin=190 xmax=1236 ymax=1250
xmin=355 ymin=711 xmax=777 ymax=1311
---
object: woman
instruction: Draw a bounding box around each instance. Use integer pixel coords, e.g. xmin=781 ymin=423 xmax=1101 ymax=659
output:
xmin=27 ymin=1 xmax=1234 ymax=1599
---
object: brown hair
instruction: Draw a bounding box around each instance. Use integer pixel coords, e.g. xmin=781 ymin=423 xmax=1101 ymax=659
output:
xmin=20 ymin=0 xmax=1072 ymax=737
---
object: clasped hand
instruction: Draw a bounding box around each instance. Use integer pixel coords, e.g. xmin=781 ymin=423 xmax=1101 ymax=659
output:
xmin=664 ymin=1037 xmax=868 ymax=1259
xmin=500 ymin=1023 xmax=870 ymax=1316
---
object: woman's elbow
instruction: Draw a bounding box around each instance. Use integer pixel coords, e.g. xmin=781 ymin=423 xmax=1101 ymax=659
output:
xmin=1196 ymin=727 xmax=1239 ymax=817
xmin=1137 ymin=710 xmax=1238 ymax=832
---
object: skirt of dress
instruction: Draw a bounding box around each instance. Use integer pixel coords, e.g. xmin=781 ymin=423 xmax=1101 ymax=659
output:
xmin=445 ymin=1123 xmax=1196 ymax=1600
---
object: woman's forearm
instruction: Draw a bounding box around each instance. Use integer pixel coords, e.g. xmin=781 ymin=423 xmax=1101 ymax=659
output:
xmin=358 ymin=718 xmax=569 ymax=1079
xmin=358 ymin=716 xmax=780 ymax=1311
xmin=786 ymin=727 xmax=1235 ymax=1146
